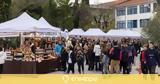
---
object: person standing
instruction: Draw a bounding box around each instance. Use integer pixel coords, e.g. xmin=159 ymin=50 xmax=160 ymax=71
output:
xmin=61 ymin=47 xmax=68 ymax=72
xmin=88 ymin=43 xmax=95 ymax=71
xmin=83 ymin=43 xmax=89 ymax=65
xmin=93 ymin=42 xmax=101 ymax=71
xmin=102 ymin=45 xmax=110 ymax=74
xmin=67 ymin=46 xmax=76 ymax=74
xmin=30 ymin=41 xmax=36 ymax=54
xmin=140 ymin=44 xmax=148 ymax=74
xmin=54 ymin=41 xmax=64 ymax=70
xmin=145 ymin=42 xmax=160 ymax=74
xmin=0 ymin=47 xmax=7 ymax=74
xmin=120 ymin=44 xmax=130 ymax=74
xmin=128 ymin=42 xmax=136 ymax=73
xmin=109 ymin=42 xmax=121 ymax=74
xmin=54 ymin=41 xmax=64 ymax=57
xmin=76 ymin=50 xmax=84 ymax=74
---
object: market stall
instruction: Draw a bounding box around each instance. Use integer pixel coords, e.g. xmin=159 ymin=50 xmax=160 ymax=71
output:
xmin=0 ymin=12 xmax=62 ymax=74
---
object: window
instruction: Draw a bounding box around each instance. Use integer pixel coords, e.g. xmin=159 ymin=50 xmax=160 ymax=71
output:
xmin=127 ymin=20 xmax=137 ymax=28
xmin=127 ymin=6 xmax=137 ymax=15
xmin=140 ymin=19 xmax=149 ymax=27
xmin=117 ymin=21 xmax=126 ymax=29
xmin=140 ymin=4 xmax=151 ymax=13
xmin=116 ymin=7 xmax=126 ymax=16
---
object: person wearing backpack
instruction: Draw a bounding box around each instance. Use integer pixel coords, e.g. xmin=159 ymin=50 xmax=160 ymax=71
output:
xmin=76 ymin=50 xmax=84 ymax=74
xmin=109 ymin=41 xmax=121 ymax=74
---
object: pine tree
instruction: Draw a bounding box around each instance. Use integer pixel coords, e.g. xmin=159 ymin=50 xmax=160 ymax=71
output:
xmin=0 ymin=0 xmax=12 ymax=22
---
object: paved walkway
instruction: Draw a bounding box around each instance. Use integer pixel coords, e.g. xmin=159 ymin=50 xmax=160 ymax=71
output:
xmin=50 ymin=57 xmax=142 ymax=74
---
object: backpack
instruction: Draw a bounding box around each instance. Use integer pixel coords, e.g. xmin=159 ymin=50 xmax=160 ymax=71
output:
xmin=76 ymin=54 xmax=84 ymax=63
xmin=110 ymin=46 xmax=121 ymax=60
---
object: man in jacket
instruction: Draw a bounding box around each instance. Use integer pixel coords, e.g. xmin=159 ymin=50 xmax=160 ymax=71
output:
xmin=145 ymin=43 xmax=160 ymax=74
xmin=109 ymin=42 xmax=121 ymax=74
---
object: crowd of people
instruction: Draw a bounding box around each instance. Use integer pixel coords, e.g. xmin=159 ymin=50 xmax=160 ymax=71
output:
xmin=0 ymin=36 xmax=160 ymax=74
xmin=55 ymin=37 xmax=160 ymax=74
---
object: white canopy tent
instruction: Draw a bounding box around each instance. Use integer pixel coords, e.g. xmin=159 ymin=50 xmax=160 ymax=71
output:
xmin=81 ymin=28 xmax=106 ymax=40
xmin=0 ymin=12 xmax=61 ymax=45
xmin=38 ymin=17 xmax=61 ymax=31
xmin=0 ymin=12 xmax=59 ymax=33
xmin=106 ymin=29 xmax=142 ymax=38
xmin=0 ymin=12 xmax=38 ymax=32
xmin=69 ymin=28 xmax=84 ymax=36
xmin=82 ymin=28 xmax=106 ymax=36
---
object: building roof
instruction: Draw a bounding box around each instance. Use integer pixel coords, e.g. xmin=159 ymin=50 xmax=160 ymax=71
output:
xmin=91 ymin=0 xmax=156 ymax=9
xmin=90 ymin=0 xmax=132 ymax=9
xmin=115 ymin=0 xmax=156 ymax=7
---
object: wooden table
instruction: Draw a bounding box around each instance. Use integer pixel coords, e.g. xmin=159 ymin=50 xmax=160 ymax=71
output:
xmin=3 ymin=59 xmax=60 ymax=74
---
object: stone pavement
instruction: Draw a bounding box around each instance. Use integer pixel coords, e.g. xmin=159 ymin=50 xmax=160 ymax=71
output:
xmin=50 ymin=56 xmax=141 ymax=74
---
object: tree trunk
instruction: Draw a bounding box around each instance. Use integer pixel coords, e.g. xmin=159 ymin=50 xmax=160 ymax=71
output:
xmin=157 ymin=0 xmax=160 ymax=5
xmin=73 ymin=0 xmax=80 ymax=28
xmin=82 ymin=0 xmax=89 ymax=5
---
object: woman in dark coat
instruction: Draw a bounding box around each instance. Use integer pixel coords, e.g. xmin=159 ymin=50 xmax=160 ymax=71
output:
xmin=61 ymin=47 xmax=68 ymax=72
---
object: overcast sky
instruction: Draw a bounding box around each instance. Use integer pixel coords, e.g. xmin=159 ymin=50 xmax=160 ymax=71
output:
xmin=70 ymin=0 xmax=115 ymax=5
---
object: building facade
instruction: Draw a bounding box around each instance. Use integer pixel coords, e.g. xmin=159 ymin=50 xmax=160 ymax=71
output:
xmin=115 ymin=0 xmax=157 ymax=33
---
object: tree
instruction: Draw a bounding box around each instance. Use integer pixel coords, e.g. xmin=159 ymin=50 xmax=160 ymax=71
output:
xmin=157 ymin=0 xmax=160 ymax=5
xmin=11 ymin=0 xmax=47 ymax=19
xmin=0 ymin=0 xmax=12 ymax=22
xmin=82 ymin=0 xmax=89 ymax=5
xmin=72 ymin=0 xmax=80 ymax=28
xmin=143 ymin=8 xmax=160 ymax=42
xmin=20 ymin=3 xmax=43 ymax=19
xmin=78 ymin=0 xmax=91 ymax=30
xmin=42 ymin=0 xmax=73 ymax=30
xmin=91 ymin=8 xmax=115 ymax=32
